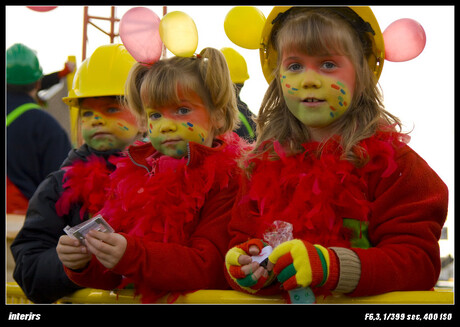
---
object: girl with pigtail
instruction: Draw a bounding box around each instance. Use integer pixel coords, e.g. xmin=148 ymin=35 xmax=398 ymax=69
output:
xmin=225 ymin=7 xmax=448 ymax=301
xmin=58 ymin=47 xmax=249 ymax=303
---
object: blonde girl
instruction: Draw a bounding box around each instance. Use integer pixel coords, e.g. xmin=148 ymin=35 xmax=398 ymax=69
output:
xmin=58 ymin=47 xmax=247 ymax=303
xmin=225 ymin=7 xmax=448 ymax=300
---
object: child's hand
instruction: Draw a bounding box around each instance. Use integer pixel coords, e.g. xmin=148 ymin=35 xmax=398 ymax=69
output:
xmin=57 ymin=235 xmax=92 ymax=270
xmin=267 ymin=239 xmax=334 ymax=291
xmin=84 ymin=230 xmax=127 ymax=269
xmin=225 ymin=239 xmax=274 ymax=293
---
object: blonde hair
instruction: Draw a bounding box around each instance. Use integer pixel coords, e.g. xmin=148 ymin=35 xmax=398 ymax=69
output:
xmin=252 ymin=7 xmax=403 ymax=167
xmin=125 ymin=47 xmax=239 ymax=137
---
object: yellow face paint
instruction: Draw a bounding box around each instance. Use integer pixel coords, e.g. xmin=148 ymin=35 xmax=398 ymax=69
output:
xmin=146 ymin=90 xmax=213 ymax=158
xmin=80 ymin=97 xmax=139 ymax=151
xmin=280 ymin=51 xmax=355 ymax=130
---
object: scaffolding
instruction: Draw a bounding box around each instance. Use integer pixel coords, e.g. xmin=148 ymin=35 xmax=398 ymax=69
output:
xmin=81 ymin=6 xmax=167 ymax=61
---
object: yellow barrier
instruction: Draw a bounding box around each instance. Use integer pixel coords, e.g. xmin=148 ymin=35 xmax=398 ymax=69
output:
xmin=6 ymin=282 xmax=453 ymax=304
xmin=6 ymin=283 xmax=35 ymax=304
xmin=6 ymin=214 xmax=26 ymax=283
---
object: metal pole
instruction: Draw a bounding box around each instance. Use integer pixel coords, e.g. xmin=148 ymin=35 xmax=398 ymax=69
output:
xmin=82 ymin=6 xmax=120 ymax=61
xmin=110 ymin=6 xmax=116 ymax=43
xmin=82 ymin=6 xmax=89 ymax=61
xmin=162 ymin=6 xmax=167 ymax=58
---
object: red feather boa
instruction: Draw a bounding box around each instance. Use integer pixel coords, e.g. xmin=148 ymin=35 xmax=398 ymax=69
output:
xmin=99 ymin=133 xmax=247 ymax=302
xmin=56 ymin=155 xmax=115 ymax=220
xmin=241 ymin=131 xmax=407 ymax=248
xmin=99 ymin=133 xmax=248 ymax=245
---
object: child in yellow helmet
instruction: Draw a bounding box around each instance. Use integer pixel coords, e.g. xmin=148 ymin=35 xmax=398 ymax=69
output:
xmin=11 ymin=44 xmax=144 ymax=303
xmin=225 ymin=7 xmax=447 ymax=300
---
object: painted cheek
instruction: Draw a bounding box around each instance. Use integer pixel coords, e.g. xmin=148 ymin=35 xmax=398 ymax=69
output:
xmin=179 ymin=121 xmax=208 ymax=144
xmin=148 ymin=121 xmax=154 ymax=135
xmin=148 ymin=121 xmax=161 ymax=144
xmin=110 ymin=119 xmax=137 ymax=137
xmin=280 ymin=73 xmax=301 ymax=97
xmin=327 ymin=80 xmax=352 ymax=119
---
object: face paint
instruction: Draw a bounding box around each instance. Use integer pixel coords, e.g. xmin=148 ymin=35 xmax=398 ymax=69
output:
xmin=280 ymin=51 xmax=355 ymax=130
xmin=80 ymin=97 xmax=139 ymax=151
xmin=146 ymin=88 xmax=214 ymax=158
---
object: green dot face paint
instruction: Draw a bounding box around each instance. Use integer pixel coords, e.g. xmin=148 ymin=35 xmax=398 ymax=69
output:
xmin=80 ymin=97 xmax=139 ymax=151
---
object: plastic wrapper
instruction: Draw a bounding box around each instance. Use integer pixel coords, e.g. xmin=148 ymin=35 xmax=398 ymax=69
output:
xmin=263 ymin=220 xmax=315 ymax=303
xmin=64 ymin=214 xmax=114 ymax=244
xmin=263 ymin=220 xmax=294 ymax=247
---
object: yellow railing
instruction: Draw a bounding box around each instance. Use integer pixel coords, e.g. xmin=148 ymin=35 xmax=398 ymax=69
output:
xmin=6 ymin=282 xmax=453 ymax=304
xmin=5 ymin=213 xmax=454 ymax=304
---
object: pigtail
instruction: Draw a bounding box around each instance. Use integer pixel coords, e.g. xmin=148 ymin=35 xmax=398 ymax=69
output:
xmin=125 ymin=63 xmax=150 ymax=128
xmin=198 ymin=48 xmax=239 ymax=135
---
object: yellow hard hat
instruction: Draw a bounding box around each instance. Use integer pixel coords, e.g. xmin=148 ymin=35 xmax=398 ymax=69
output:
xmin=63 ymin=44 xmax=136 ymax=107
xmin=221 ymin=47 xmax=250 ymax=84
xmin=260 ymin=6 xmax=385 ymax=83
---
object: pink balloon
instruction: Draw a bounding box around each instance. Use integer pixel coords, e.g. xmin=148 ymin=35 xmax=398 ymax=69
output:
xmin=27 ymin=6 xmax=57 ymax=12
xmin=383 ymin=18 xmax=426 ymax=62
xmin=119 ymin=7 xmax=163 ymax=65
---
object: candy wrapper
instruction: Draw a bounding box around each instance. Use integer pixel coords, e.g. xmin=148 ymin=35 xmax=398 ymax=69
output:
xmin=263 ymin=220 xmax=315 ymax=304
xmin=263 ymin=220 xmax=294 ymax=247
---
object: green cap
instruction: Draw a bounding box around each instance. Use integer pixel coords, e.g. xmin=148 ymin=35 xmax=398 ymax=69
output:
xmin=7 ymin=43 xmax=43 ymax=85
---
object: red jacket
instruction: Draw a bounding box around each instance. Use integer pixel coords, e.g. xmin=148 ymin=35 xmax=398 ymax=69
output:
xmin=227 ymin=132 xmax=448 ymax=297
xmin=65 ymin=133 xmax=247 ymax=303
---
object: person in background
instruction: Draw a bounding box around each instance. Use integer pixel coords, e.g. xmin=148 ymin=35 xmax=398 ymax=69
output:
xmin=221 ymin=47 xmax=257 ymax=142
xmin=11 ymin=44 xmax=143 ymax=303
xmin=6 ymin=43 xmax=72 ymax=214
xmin=36 ymin=60 xmax=76 ymax=107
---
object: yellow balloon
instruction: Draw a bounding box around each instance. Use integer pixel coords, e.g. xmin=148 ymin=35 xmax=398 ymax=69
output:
xmin=160 ymin=11 xmax=198 ymax=57
xmin=224 ymin=6 xmax=266 ymax=50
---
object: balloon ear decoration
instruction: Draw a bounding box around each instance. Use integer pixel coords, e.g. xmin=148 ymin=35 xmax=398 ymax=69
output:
xmin=223 ymin=6 xmax=426 ymax=78
xmin=119 ymin=7 xmax=198 ymax=66
xmin=160 ymin=11 xmax=198 ymax=57
xmin=383 ymin=18 xmax=426 ymax=62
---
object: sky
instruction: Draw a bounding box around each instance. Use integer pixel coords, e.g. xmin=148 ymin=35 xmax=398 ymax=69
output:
xmin=6 ymin=6 xmax=454 ymax=256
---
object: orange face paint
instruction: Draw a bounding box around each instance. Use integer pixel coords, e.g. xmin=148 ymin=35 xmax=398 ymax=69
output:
xmin=146 ymin=87 xmax=213 ymax=158
xmin=80 ymin=97 xmax=139 ymax=151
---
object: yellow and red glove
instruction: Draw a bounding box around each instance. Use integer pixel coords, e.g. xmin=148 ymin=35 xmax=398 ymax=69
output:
xmin=225 ymin=239 xmax=274 ymax=294
xmin=268 ymin=239 xmax=339 ymax=291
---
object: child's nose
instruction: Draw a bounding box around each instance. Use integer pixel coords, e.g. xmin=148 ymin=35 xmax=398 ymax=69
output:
xmin=159 ymin=119 xmax=177 ymax=133
xmin=91 ymin=114 xmax=106 ymax=126
xmin=301 ymin=70 xmax=322 ymax=89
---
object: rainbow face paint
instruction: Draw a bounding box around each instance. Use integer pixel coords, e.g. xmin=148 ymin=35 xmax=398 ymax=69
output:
xmin=80 ymin=97 xmax=139 ymax=151
xmin=280 ymin=51 xmax=355 ymax=130
xmin=146 ymin=89 xmax=213 ymax=158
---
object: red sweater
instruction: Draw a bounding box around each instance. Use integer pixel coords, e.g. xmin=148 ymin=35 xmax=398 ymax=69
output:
xmin=65 ymin=133 xmax=247 ymax=303
xmin=227 ymin=132 xmax=448 ymax=297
